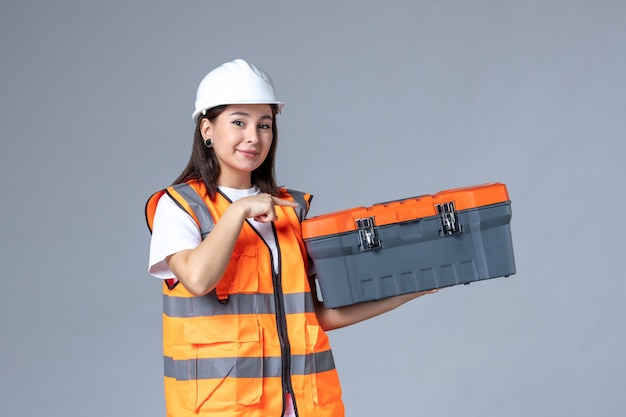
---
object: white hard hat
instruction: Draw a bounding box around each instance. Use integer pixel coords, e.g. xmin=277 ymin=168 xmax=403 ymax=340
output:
xmin=192 ymin=59 xmax=285 ymax=122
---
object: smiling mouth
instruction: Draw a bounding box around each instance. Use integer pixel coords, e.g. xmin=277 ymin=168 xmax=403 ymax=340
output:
xmin=237 ymin=149 xmax=259 ymax=157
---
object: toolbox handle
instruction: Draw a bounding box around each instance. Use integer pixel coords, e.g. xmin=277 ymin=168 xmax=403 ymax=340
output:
xmin=378 ymin=195 xmax=428 ymax=206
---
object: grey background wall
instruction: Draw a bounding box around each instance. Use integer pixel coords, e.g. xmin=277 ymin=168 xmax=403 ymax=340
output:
xmin=1 ymin=1 xmax=624 ymax=416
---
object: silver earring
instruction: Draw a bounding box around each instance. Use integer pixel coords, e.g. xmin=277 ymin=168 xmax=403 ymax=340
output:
xmin=204 ymin=138 xmax=213 ymax=148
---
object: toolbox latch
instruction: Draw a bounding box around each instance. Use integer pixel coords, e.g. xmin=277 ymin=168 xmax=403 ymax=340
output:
xmin=437 ymin=202 xmax=461 ymax=235
xmin=356 ymin=217 xmax=382 ymax=251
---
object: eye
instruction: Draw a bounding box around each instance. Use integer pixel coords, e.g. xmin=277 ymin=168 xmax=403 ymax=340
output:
xmin=259 ymin=123 xmax=272 ymax=130
xmin=232 ymin=120 xmax=244 ymax=127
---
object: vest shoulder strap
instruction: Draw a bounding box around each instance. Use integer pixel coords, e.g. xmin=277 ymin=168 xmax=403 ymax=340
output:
xmin=166 ymin=183 xmax=215 ymax=239
xmin=283 ymin=189 xmax=313 ymax=222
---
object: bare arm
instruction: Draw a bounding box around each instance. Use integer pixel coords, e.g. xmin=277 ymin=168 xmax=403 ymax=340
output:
xmin=313 ymin=286 xmax=438 ymax=331
xmin=166 ymin=194 xmax=297 ymax=296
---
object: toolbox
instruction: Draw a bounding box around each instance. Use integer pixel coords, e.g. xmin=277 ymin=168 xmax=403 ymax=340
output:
xmin=302 ymin=183 xmax=516 ymax=308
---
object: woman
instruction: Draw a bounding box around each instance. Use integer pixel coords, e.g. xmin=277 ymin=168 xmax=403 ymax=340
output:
xmin=146 ymin=59 xmax=435 ymax=417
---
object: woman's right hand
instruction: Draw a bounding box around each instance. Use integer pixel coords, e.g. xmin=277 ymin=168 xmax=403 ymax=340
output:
xmin=233 ymin=193 xmax=299 ymax=223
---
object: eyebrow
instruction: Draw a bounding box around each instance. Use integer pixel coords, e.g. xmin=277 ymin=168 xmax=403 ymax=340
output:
xmin=229 ymin=111 xmax=273 ymax=120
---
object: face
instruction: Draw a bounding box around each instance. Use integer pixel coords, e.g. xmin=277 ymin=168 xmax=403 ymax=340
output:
xmin=201 ymin=104 xmax=274 ymax=189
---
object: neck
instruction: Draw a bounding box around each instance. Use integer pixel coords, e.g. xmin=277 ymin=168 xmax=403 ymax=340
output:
xmin=217 ymin=174 xmax=252 ymax=190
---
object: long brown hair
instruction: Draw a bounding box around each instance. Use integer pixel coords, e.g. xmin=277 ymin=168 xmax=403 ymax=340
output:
xmin=172 ymin=104 xmax=280 ymax=199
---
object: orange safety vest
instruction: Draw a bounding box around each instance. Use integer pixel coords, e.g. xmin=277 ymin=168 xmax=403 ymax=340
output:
xmin=145 ymin=180 xmax=344 ymax=417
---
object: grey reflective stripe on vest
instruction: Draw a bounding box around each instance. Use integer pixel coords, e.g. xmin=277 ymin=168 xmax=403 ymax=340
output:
xmin=285 ymin=189 xmax=309 ymax=222
xmin=164 ymin=292 xmax=316 ymax=317
xmin=164 ymin=350 xmax=336 ymax=380
xmin=168 ymin=183 xmax=214 ymax=239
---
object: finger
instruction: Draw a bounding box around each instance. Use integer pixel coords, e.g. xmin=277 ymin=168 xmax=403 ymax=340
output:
xmin=253 ymin=213 xmax=277 ymax=223
xmin=407 ymin=289 xmax=438 ymax=300
xmin=272 ymin=196 xmax=300 ymax=207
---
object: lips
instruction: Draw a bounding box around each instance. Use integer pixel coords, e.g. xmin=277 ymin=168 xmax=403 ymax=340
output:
xmin=237 ymin=149 xmax=260 ymax=158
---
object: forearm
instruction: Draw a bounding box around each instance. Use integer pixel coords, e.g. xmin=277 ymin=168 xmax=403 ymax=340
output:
xmin=315 ymin=290 xmax=436 ymax=331
xmin=168 ymin=203 xmax=247 ymax=296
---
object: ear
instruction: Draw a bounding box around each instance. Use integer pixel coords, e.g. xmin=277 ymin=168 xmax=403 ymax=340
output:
xmin=200 ymin=118 xmax=213 ymax=140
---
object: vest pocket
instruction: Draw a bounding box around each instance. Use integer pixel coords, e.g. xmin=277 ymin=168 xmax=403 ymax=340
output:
xmin=225 ymin=245 xmax=259 ymax=294
xmin=173 ymin=315 xmax=264 ymax=411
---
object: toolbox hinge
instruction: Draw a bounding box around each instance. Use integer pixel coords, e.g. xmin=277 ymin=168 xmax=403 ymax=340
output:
xmin=356 ymin=217 xmax=382 ymax=251
xmin=437 ymin=201 xmax=461 ymax=235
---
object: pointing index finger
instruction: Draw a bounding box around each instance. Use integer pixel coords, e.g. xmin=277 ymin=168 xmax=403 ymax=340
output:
xmin=272 ymin=196 xmax=300 ymax=207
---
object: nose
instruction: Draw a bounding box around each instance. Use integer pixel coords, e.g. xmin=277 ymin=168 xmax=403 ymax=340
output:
xmin=245 ymin=125 xmax=259 ymax=143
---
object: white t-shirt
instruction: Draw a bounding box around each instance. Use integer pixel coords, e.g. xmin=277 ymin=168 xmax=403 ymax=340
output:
xmin=148 ymin=185 xmax=279 ymax=279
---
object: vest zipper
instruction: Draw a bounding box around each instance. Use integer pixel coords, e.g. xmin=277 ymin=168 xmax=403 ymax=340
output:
xmin=249 ymin=218 xmax=297 ymax=417
xmin=269 ymin=223 xmax=299 ymax=417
